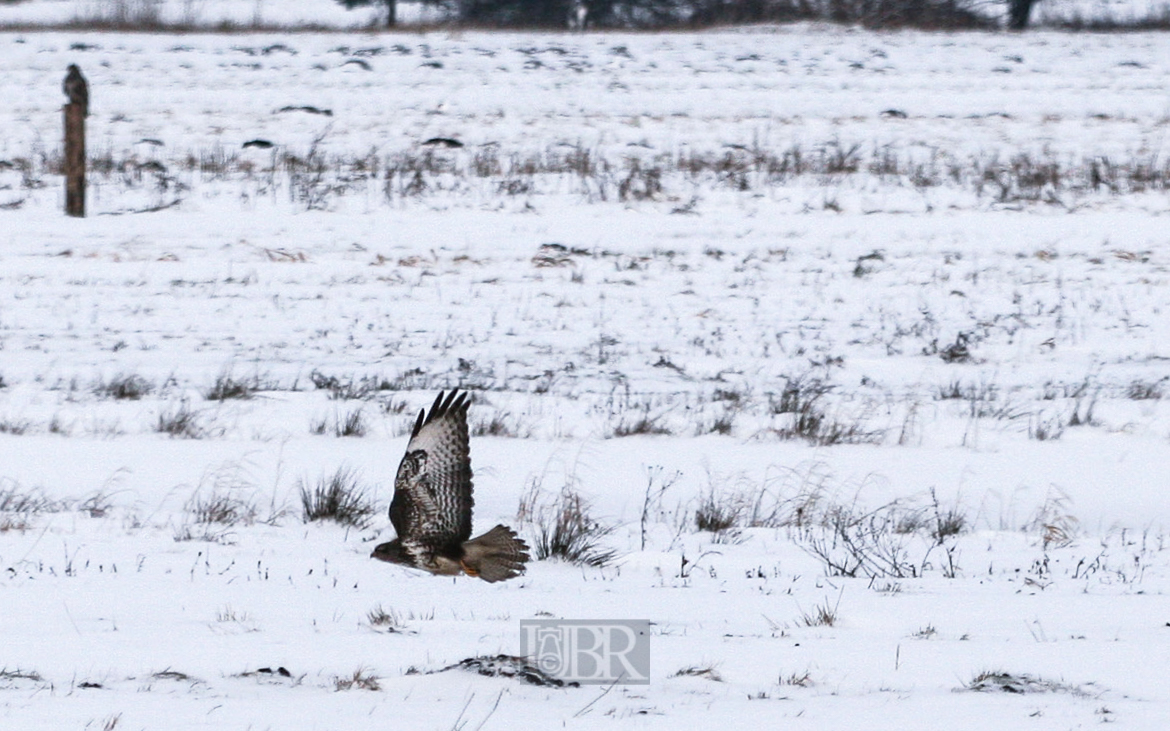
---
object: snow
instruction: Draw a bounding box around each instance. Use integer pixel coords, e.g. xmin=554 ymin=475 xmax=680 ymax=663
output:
xmin=2 ymin=15 xmax=1170 ymax=731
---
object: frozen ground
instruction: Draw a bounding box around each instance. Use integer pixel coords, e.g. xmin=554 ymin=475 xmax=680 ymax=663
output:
xmin=2 ymin=24 xmax=1170 ymax=731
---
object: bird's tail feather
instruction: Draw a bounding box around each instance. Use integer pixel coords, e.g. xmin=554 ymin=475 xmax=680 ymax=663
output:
xmin=462 ymin=525 xmax=530 ymax=583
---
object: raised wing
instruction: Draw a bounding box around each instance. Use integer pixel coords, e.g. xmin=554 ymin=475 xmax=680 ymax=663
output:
xmin=388 ymin=390 xmax=474 ymax=554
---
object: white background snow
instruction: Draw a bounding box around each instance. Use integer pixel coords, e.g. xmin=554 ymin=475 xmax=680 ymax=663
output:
xmin=1 ymin=4 xmax=1169 ymax=729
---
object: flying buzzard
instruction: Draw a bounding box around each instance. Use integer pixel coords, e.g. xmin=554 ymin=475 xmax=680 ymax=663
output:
xmin=372 ymin=390 xmax=529 ymax=582
xmin=63 ymin=64 xmax=89 ymax=117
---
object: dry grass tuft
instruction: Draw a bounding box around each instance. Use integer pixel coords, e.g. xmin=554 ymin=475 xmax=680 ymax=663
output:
xmin=155 ymin=401 xmax=207 ymax=439
xmin=798 ymin=594 xmax=841 ymax=627
xmin=299 ymin=467 xmax=377 ymax=529
xmin=672 ymin=664 xmax=723 ymax=682
xmin=334 ymin=668 xmax=380 ymax=692
xmin=519 ymin=483 xmax=616 ymax=567
xmin=94 ymin=372 xmax=154 ymax=400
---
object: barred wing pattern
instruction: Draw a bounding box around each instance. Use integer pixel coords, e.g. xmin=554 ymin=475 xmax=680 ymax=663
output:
xmin=389 ymin=390 xmax=474 ymax=563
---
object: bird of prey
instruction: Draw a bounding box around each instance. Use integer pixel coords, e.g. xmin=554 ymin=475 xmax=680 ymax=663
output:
xmin=63 ymin=64 xmax=89 ymax=117
xmin=372 ymin=390 xmax=529 ymax=582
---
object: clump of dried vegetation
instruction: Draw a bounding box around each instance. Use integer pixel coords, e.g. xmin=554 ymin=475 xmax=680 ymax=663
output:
xmin=299 ymin=467 xmax=378 ymax=529
xmin=518 ymin=479 xmax=616 ymax=567
xmin=13 ymin=139 xmax=1170 ymax=214
xmin=0 ymin=481 xmax=63 ymax=532
xmin=768 ymin=375 xmax=885 ymax=446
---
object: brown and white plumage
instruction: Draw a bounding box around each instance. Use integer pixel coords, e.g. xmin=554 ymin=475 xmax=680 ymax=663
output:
xmin=63 ymin=64 xmax=89 ymax=117
xmin=371 ymin=390 xmax=529 ymax=583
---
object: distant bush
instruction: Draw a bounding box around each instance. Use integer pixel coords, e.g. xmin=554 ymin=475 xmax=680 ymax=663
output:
xmin=829 ymin=0 xmax=993 ymax=28
xmin=327 ymin=0 xmax=994 ymax=29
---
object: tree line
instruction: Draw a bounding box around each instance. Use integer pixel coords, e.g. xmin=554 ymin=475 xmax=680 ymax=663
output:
xmin=339 ymin=0 xmax=1042 ymax=30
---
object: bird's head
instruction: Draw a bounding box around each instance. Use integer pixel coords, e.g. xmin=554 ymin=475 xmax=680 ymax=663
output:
xmin=371 ymin=539 xmax=411 ymax=566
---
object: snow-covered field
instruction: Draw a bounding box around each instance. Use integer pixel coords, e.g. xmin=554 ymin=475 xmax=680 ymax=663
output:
xmin=2 ymin=22 xmax=1170 ymax=731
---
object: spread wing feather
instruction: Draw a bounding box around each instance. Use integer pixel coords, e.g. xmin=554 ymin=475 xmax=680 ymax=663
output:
xmin=388 ymin=390 xmax=474 ymax=555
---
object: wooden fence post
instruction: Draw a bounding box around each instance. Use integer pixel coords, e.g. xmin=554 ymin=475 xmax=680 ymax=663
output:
xmin=63 ymin=65 xmax=88 ymax=218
